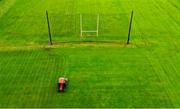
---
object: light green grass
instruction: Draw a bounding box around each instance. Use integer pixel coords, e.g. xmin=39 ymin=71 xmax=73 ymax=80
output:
xmin=0 ymin=0 xmax=180 ymax=108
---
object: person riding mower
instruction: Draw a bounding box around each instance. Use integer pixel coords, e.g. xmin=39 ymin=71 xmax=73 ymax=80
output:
xmin=58 ymin=77 xmax=68 ymax=92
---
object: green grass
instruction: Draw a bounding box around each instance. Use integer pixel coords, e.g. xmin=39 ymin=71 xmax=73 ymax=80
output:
xmin=0 ymin=47 xmax=179 ymax=108
xmin=0 ymin=0 xmax=180 ymax=108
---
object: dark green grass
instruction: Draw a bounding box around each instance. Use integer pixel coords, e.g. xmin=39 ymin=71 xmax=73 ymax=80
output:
xmin=0 ymin=47 xmax=179 ymax=108
xmin=0 ymin=0 xmax=180 ymax=108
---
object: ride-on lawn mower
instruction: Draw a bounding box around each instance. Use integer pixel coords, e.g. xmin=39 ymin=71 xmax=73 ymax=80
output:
xmin=58 ymin=77 xmax=68 ymax=92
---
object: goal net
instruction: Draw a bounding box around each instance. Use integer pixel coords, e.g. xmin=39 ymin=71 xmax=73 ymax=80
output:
xmin=48 ymin=12 xmax=132 ymax=42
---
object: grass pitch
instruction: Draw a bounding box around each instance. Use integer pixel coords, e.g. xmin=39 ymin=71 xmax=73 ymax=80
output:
xmin=0 ymin=0 xmax=180 ymax=108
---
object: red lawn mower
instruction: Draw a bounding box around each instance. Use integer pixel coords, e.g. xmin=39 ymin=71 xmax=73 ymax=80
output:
xmin=58 ymin=77 xmax=68 ymax=92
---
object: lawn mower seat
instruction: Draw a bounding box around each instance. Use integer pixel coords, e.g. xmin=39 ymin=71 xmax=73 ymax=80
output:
xmin=58 ymin=77 xmax=68 ymax=92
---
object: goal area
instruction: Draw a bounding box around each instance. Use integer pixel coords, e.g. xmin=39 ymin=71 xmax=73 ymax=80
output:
xmin=46 ymin=11 xmax=135 ymax=44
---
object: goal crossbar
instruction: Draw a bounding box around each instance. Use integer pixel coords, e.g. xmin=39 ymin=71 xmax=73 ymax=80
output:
xmin=82 ymin=30 xmax=98 ymax=32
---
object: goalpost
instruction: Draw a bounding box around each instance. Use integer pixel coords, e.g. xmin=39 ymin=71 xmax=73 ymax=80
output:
xmin=80 ymin=14 xmax=99 ymax=37
xmin=45 ymin=11 xmax=133 ymax=44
